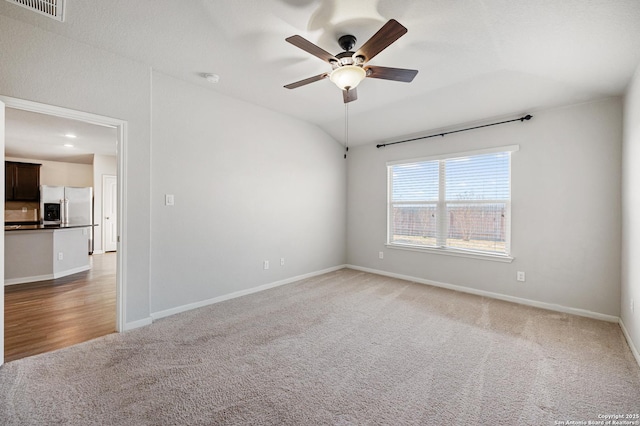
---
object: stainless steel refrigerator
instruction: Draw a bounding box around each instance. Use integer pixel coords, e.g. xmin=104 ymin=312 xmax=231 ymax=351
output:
xmin=40 ymin=185 xmax=94 ymax=253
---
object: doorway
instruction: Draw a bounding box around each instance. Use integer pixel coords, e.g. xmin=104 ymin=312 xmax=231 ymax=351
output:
xmin=103 ymin=175 xmax=117 ymax=252
xmin=0 ymin=96 xmax=126 ymax=366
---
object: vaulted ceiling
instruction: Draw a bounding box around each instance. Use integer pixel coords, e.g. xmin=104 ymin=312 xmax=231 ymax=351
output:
xmin=2 ymin=0 xmax=640 ymax=147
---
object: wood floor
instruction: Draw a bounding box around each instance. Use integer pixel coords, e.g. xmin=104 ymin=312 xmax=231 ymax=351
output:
xmin=4 ymin=252 xmax=116 ymax=362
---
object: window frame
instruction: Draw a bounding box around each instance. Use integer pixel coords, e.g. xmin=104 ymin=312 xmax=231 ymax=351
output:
xmin=386 ymin=145 xmax=518 ymax=263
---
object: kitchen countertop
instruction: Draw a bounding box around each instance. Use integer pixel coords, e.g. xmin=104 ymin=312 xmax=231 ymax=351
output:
xmin=5 ymin=224 xmax=95 ymax=232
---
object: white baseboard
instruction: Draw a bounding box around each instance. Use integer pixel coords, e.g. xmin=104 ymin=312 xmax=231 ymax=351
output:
xmin=619 ymin=319 xmax=640 ymax=368
xmin=123 ymin=317 xmax=153 ymax=331
xmin=4 ymin=265 xmax=91 ymax=286
xmin=151 ymin=265 xmax=347 ymax=321
xmin=5 ymin=273 xmax=55 ymax=286
xmin=92 ymin=250 xmax=105 ymax=255
xmin=346 ymin=264 xmax=620 ymax=323
xmin=54 ymin=265 xmax=91 ymax=279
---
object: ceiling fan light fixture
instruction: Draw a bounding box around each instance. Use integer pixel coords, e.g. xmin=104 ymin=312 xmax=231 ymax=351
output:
xmin=330 ymin=65 xmax=366 ymax=91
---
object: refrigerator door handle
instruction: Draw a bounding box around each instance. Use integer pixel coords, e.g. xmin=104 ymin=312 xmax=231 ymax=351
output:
xmin=62 ymin=198 xmax=69 ymax=225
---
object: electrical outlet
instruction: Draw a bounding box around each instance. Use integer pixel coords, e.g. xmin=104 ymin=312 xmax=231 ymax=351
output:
xmin=263 ymin=260 xmax=269 ymax=270
xmin=280 ymin=258 xmax=285 ymax=266
xmin=517 ymin=271 xmax=525 ymax=282
xmin=58 ymin=252 xmax=64 ymax=261
xmin=632 ymin=299 xmax=635 ymax=313
xmin=379 ymin=251 xmax=384 ymax=259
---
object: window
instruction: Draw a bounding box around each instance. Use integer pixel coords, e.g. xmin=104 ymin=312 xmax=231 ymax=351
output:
xmin=387 ymin=145 xmax=517 ymax=259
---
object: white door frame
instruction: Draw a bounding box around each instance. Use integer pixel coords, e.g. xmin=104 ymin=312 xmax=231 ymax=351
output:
xmin=102 ymin=174 xmax=118 ymax=252
xmin=0 ymin=96 xmax=128 ymax=366
xmin=0 ymin=99 xmax=5 ymax=366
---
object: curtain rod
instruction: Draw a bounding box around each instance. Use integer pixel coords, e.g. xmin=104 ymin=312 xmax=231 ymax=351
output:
xmin=376 ymin=114 xmax=533 ymax=149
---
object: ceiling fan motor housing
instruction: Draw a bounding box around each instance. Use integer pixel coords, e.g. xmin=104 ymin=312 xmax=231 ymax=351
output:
xmin=338 ymin=35 xmax=357 ymax=51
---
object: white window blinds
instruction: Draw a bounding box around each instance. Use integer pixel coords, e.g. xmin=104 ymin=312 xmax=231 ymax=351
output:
xmin=387 ymin=146 xmax=517 ymax=257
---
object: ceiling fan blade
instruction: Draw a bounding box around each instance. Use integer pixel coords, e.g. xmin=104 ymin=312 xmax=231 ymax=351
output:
xmin=284 ymin=73 xmax=329 ymax=89
xmin=354 ymin=19 xmax=408 ymax=63
xmin=285 ymin=35 xmax=338 ymax=63
xmin=343 ymin=88 xmax=358 ymax=103
xmin=365 ymin=65 xmax=418 ymax=82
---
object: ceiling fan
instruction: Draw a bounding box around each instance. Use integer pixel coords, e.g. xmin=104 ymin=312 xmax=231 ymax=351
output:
xmin=284 ymin=19 xmax=419 ymax=103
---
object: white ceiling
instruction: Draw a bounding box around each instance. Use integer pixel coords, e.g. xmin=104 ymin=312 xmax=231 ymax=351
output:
xmin=1 ymin=0 xmax=640 ymax=147
xmin=4 ymin=108 xmax=117 ymax=164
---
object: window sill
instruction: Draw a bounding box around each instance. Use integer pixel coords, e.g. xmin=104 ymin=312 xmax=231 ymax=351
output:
xmin=385 ymin=243 xmax=515 ymax=263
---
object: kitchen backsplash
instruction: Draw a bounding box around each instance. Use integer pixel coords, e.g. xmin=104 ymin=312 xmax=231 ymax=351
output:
xmin=5 ymin=201 xmax=39 ymax=223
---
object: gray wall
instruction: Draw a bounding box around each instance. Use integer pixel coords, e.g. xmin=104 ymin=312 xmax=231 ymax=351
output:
xmin=0 ymin=15 xmax=348 ymax=325
xmin=622 ymin=64 xmax=640 ymax=355
xmin=0 ymin=14 xmax=152 ymax=324
xmin=347 ymin=98 xmax=622 ymax=317
xmin=149 ymin=72 xmax=346 ymax=314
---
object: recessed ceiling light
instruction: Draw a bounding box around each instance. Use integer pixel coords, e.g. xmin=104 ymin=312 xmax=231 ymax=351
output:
xmin=64 ymin=133 xmax=77 ymax=138
xmin=204 ymin=73 xmax=220 ymax=83
xmin=64 ymin=143 xmax=74 ymax=148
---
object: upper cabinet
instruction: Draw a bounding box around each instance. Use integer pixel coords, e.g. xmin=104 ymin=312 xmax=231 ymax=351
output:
xmin=6 ymin=161 xmax=41 ymax=201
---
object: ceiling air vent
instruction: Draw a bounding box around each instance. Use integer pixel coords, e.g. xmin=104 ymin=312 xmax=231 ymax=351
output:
xmin=6 ymin=0 xmax=65 ymax=22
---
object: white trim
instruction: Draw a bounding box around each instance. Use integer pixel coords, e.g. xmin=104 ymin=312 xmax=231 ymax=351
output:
xmin=4 ymin=265 xmax=91 ymax=286
xmin=386 ymin=144 xmax=520 ymax=166
xmin=116 ymin=121 xmax=127 ymax=333
xmin=385 ymin=243 xmax=515 ymax=263
xmin=123 ymin=317 xmax=153 ymax=331
xmin=619 ymin=319 xmax=640 ymax=368
xmin=4 ymin=274 xmax=54 ymax=286
xmin=0 ymin=97 xmax=120 ymax=128
xmin=0 ymin=99 xmax=4 ymax=366
xmin=151 ymin=265 xmax=347 ymax=321
xmin=54 ymin=265 xmax=91 ymax=278
xmin=92 ymin=250 xmax=105 ymax=255
xmin=505 ymin=155 xmax=513 ymax=255
xmin=0 ymin=95 xmax=127 ymax=334
xmin=148 ymin=67 xmax=153 ymax=327
xmin=346 ymin=264 xmax=619 ymax=323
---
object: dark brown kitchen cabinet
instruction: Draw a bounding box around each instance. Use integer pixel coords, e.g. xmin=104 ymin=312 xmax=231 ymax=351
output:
xmin=5 ymin=161 xmax=41 ymax=201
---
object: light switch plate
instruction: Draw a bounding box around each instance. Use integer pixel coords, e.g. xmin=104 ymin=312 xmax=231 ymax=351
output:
xmin=165 ymin=194 xmax=175 ymax=206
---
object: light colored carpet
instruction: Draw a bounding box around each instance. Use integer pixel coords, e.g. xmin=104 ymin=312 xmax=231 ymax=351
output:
xmin=1 ymin=269 xmax=639 ymax=425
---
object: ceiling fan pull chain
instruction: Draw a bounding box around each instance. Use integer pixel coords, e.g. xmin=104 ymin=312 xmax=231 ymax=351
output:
xmin=344 ymin=102 xmax=349 ymax=159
